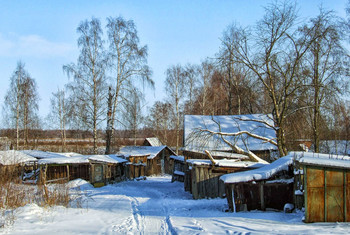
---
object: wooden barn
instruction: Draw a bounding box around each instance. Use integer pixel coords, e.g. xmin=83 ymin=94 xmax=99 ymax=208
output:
xmin=183 ymin=114 xmax=278 ymax=162
xmin=184 ymin=158 xmax=266 ymax=199
xmin=296 ymin=152 xmax=350 ymax=223
xmin=220 ymin=155 xmax=294 ymax=212
xmin=118 ymin=146 xmax=176 ymax=176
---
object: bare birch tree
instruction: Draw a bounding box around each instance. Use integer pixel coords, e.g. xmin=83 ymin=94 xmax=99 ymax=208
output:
xmin=48 ymin=88 xmax=67 ymax=151
xmin=165 ymin=65 xmax=187 ymax=154
xmin=106 ymin=16 xmax=153 ymax=141
xmin=120 ymin=86 xmax=145 ymax=146
xmin=63 ymin=18 xmax=108 ymax=154
xmin=301 ymin=9 xmax=347 ymax=152
xmin=197 ymin=60 xmax=215 ymax=115
xmin=146 ymin=101 xmax=173 ymax=145
xmin=3 ymin=62 xmax=39 ymax=149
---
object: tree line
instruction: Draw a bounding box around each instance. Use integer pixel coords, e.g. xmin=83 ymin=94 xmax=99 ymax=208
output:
xmin=2 ymin=1 xmax=350 ymax=157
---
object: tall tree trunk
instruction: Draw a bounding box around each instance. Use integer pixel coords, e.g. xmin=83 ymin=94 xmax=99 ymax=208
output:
xmin=313 ymin=45 xmax=320 ymax=153
xmin=176 ymin=95 xmax=179 ymax=155
xmin=93 ymin=77 xmax=98 ymax=154
xmin=105 ymin=87 xmax=113 ymax=154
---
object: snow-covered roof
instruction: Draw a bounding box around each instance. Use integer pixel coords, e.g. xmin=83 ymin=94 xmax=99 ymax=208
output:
xmin=170 ymin=155 xmax=185 ymax=162
xmin=187 ymin=159 xmax=266 ymax=168
xmin=38 ymin=154 xmax=128 ymax=165
xmin=21 ymin=150 xmax=67 ymax=159
xmin=88 ymin=154 xmax=127 ymax=164
xmin=184 ymin=114 xmax=277 ymax=152
xmin=59 ymin=152 xmax=82 ymax=157
xmin=38 ymin=155 xmax=90 ymax=164
xmin=118 ymin=146 xmax=175 ymax=159
xmin=183 ymin=149 xmax=250 ymax=160
xmin=144 ymin=137 xmax=163 ymax=146
xmin=294 ymin=151 xmax=350 ymax=169
xmin=0 ymin=150 xmax=37 ymax=165
xmin=220 ymin=155 xmax=294 ymax=184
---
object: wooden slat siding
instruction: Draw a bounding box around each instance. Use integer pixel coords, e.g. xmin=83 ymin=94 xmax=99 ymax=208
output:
xmin=219 ymin=178 xmax=225 ymax=198
xmin=199 ymin=167 xmax=205 ymax=198
xmin=225 ymin=184 xmax=233 ymax=211
xmin=259 ymin=182 xmax=265 ymax=211
xmin=191 ymin=167 xmax=198 ymax=199
xmin=326 ymin=169 xmax=344 ymax=222
xmin=209 ymin=171 xmax=216 ymax=198
xmin=203 ymin=167 xmax=209 ymax=198
xmin=197 ymin=167 xmax=203 ymax=198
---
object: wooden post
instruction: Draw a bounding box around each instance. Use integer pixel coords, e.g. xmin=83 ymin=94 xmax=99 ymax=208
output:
xmin=232 ymin=185 xmax=236 ymax=213
xmin=191 ymin=167 xmax=199 ymax=199
xmin=260 ymin=182 xmax=265 ymax=211
xmin=67 ymin=165 xmax=70 ymax=182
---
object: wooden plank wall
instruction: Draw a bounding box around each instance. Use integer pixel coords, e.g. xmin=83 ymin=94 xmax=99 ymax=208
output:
xmin=190 ymin=166 xmax=225 ymax=199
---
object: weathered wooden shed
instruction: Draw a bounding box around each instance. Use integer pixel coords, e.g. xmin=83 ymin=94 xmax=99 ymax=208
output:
xmin=296 ymin=152 xmax=350 ymax=223
xmin=118 ymin=146 xmax=176 ymax=176
xmin=23 ymin=150 xmax=127 ymax=187
xmin=185 ymin=159 xmax=266 ymax=199
xmin=0 ymin=150 xmax=38 ymax=182
xmin=170 ymin=155 xmax=185 ymax=182
xmin=124 ymin=154 xmax=148 ymax=179
xmin=221 ymin=155 xmax=294 ymax=212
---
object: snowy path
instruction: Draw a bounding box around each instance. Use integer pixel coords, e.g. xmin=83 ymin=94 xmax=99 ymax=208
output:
xmin=2 ymin=175 xmax=350 ymax=234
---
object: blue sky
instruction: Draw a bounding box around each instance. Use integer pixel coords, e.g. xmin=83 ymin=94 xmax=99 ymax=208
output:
xmin=0 ymin=0 xmax=348 ymax=125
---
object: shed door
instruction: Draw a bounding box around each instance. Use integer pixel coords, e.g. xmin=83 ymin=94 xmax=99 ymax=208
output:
xmin=94 ymin=164 xmax=103 ymax=182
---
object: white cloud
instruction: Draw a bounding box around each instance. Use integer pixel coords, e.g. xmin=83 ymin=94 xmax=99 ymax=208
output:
xmin=0 ymin=33 xmax=74 ymax=58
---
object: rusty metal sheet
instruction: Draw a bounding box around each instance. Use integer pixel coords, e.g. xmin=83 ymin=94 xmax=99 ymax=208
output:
xmin=306 ymin=168 xmax=325 ymax=222
xmin=326 ymin=170 xmax=344 ymax=222
xmin=326 ymin=170 xmax=343 ymax=187
xmin=307 ymin=187 xmax=325 ymax=222
xmin=307 ymin=168 xmax=324 ymax=188
xmin=347 ymin=173 xmax=350 ymax=222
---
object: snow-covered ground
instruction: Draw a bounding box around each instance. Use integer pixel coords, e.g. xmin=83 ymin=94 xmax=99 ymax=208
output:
xmin=1 ymin=176 xmax=350 ymax=234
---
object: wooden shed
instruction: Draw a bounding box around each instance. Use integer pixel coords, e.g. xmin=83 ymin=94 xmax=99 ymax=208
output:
xmin=125 ymin=154 xmax=148 ymax=179
xmin=221 ymin=155 xmax=294 ymax=212
xmin=171 ymin=155 xmax=185 ymax=182
xmin=23 ymin=150 xmax=127 ymax=187
xmin=0 ymin=150 xmax=38 ymax=183
xmin=184 ymin=159 xmax=265 ymax=199
xmin=118 ymin=146 xmax=176 ymax=176
xmin=296 ymin=152 xmax=350 ymax=223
